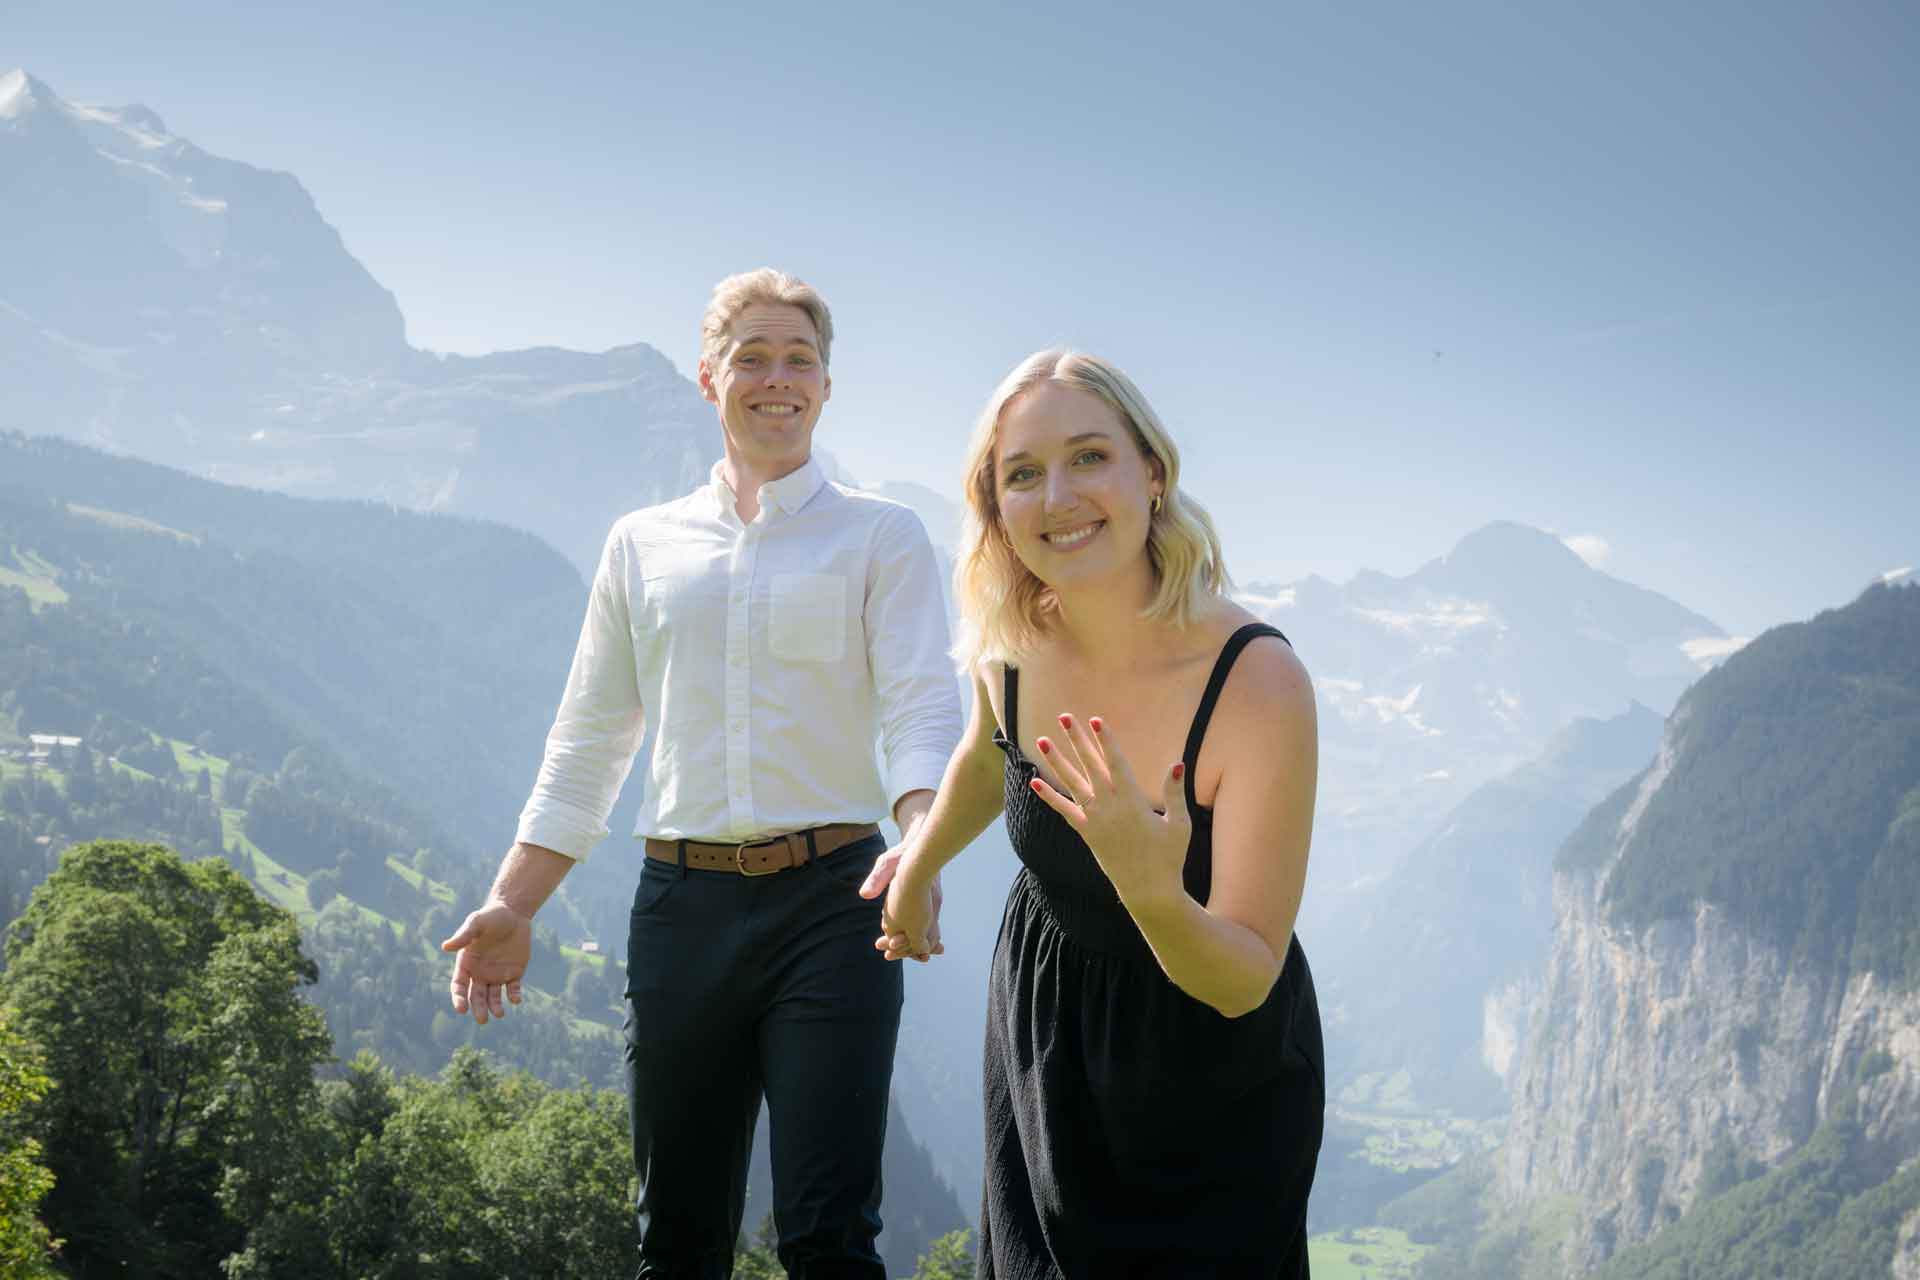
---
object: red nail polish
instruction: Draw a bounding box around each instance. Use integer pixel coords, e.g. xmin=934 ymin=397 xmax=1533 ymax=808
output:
xmin=1059 ymin=714 xmax=1073 ymax=730
xmin=1090 ymin=717 xmax=1103 ymax=733
xmin=1172 ymin=763 xmax=1185 ymax=780
xmin=1036 ymin=737 xmax=1051 ymax=754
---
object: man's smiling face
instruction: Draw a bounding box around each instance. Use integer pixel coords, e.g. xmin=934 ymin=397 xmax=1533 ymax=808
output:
xmin=700 ymin=302 xmax=831 ymax=476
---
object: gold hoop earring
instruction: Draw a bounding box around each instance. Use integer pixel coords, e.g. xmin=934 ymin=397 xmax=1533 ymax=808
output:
xmin=1150 ymin=494 xmax=1163 ymax=516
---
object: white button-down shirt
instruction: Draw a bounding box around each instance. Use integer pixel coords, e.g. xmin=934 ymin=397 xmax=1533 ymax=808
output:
xmin=515 ymin=457 xmax=962 ymax=859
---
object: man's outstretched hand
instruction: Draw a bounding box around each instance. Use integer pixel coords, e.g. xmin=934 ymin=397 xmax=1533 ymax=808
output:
xmin=441 ymin=902 xmax=532 ymax=1024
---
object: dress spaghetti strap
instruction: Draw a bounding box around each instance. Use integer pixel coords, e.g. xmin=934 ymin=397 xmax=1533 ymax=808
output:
xmin=1002 ymin=663 xmax=1020 ymax=751
xmin=1181 ymin=623 xmax=1290 ymax=815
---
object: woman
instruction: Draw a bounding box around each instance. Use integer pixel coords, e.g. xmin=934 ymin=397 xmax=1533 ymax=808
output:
xmin=869 ymin=350 xmax=1323 ymax=1276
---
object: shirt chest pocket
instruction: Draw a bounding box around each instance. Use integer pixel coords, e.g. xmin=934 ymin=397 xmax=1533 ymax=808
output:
xmin=768 ymin=572 xmax=848 ymax=664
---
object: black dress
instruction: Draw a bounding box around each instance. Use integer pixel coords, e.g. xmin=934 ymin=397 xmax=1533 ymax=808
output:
xmin=979 ymin=623 xmax=1324 ymax=1279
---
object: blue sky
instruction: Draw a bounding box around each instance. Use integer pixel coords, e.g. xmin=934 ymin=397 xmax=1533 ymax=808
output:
xmin=7 ymin=0 xmax=1916 ymax=637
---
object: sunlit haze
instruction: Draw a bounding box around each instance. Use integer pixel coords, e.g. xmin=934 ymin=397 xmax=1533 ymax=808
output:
xmin=8 ymin=0 xmax=1916 ymax=636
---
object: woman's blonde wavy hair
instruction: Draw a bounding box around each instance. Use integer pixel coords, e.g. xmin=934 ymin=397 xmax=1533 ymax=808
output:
xmin=953 ymin=349 xmax=1231 ymax=667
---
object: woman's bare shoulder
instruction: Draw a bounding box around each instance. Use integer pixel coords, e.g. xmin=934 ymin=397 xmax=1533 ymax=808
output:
xmin=1217 ymin=619 xmax=1315 ymax=739
xmin=1196 ymin=602 xmax=1311 ymax=692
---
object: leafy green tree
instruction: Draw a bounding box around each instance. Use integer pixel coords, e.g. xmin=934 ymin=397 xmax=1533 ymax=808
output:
xmin=225 ymin=1051 xmax=404 ymax=1280
xmin=201 ymin=922 xmax=335 ymax=1232
xmin=235 ymin=1047 xmax=638 ymax=1279
xmin=732 ymin=1214 xmax=783 ymax=1279
xmin=339 ymin=1064 xmax=482 ymax=1279
xmin=907 ymin=1228 xmax=974 ymax=1280
xmin=465 ymin=1070 xmax=636 ymax=1276
xmin=0 ymin=1008 xmax=60 ymax=1275
xmin=1 ymin=840 xmax=330 ymax=1276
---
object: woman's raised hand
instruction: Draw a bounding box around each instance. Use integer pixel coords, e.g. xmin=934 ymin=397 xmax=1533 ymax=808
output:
xmin=1028 ymin=713 xmax=1191 ymax=911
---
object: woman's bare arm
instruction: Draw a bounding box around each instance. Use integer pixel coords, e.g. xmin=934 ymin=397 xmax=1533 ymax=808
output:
xmin=1132 ymin=639 xmax=1317 ymax=1015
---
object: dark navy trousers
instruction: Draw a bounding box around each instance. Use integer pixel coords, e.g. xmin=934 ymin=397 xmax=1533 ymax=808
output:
xmin=623 ymin=833 xmax=901 ymax=1279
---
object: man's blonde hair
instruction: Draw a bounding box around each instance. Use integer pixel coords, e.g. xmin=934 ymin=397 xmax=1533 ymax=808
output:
xmin=953 ymin=349 xmax=1231 ymax=667
xmin=700 ymin=268 xmax=834 ymax=371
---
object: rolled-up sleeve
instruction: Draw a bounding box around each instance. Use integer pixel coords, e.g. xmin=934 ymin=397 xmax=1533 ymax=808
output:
xmin=514 ymin=525 xmax=647 ymax=861
xmin=864 ymin=506 xmax=963 ymax=811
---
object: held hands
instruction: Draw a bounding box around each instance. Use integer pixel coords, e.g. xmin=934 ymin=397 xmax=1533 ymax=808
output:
xmin=440 ymin=901 xmax=532 ymax=1024
xmin=860 ymin=844 xmax=944 ymax=963
xmin=1030 ymin=713 xmax=1190 ymax=912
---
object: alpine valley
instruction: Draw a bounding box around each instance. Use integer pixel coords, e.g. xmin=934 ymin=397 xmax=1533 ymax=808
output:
xmin=6 ymin=66 xmax=1917 ymax=1279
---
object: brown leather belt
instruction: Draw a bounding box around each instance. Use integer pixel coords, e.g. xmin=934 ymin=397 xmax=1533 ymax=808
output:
xmin=642 ymin=822 xmax=880 ymax=876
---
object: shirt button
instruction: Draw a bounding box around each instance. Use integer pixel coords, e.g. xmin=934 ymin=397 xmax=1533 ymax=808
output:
xmin=730 ymin=721 xmax=745 ymax=734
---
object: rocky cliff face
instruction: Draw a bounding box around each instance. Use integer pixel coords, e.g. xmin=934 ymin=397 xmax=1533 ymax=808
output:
xmin=1500 ymin=714 xmax=1920 ymax=1274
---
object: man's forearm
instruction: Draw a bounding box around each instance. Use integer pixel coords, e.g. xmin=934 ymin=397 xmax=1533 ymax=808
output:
xmin=488 ymin=842 xmax=577 ymax=919
xmin=892 ymin=788 xmax=936 ymax=843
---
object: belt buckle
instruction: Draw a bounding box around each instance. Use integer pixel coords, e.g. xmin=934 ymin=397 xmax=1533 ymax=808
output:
xmin=733 ymin=836 xmax=784 ymax=877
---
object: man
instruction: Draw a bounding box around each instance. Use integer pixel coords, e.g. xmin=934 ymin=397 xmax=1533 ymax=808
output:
xmin=441 ymin=268 xmax=961 ymax=1279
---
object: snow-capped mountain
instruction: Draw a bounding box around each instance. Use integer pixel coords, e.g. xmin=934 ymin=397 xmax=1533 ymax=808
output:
xmin=0 ymin=69 xmax=716 ymax=570
xmin=1243 ymin=521 xmax=1729 ymax=898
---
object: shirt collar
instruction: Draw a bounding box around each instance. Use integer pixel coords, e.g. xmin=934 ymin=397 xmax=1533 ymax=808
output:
xmin=709 ymin=456 xmax=828 ymax=520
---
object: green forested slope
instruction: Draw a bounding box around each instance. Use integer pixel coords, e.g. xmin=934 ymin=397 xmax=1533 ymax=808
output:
xmin=1589 ymin=1115 xmax=1920 ymax=1280
xmin=0 ymin=433 xmax=584 ymax=854
xmin=0 ymin=432 xmax=646 ymax=953
xmin=1559 ymin=583 xmax=1920 ymax=984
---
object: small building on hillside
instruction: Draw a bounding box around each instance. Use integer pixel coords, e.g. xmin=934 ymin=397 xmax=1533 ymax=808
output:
xmin=28 ymin=734 xmax=83 ymax=761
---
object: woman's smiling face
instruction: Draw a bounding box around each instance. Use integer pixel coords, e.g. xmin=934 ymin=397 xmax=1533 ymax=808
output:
xmin=994 ymin=380 xmax=1162 ymax=590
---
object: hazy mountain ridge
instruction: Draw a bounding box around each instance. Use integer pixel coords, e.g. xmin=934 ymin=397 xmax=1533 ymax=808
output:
xmin=1331 ymin=702 xmax=1665 ymax=1115
xmin=0 ymin=69 xmax=405 ymax=370
xmin=1493 ymin=582 xmax=1920 ymax=1275
xmin=1244 ymin=521 xmax=1727 ymax=914
xmin=1 ymin=69 xmax=718 ymax=572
